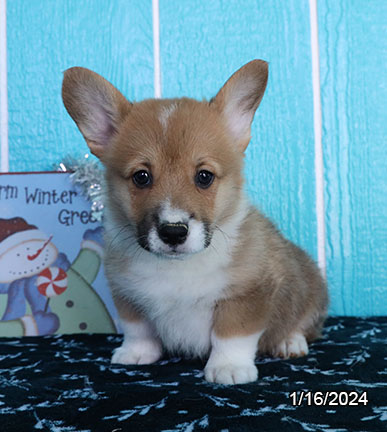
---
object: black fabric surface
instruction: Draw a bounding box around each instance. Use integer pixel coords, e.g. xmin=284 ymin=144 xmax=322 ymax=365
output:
xmin=0 ymin=317 xmax=386 ymax=432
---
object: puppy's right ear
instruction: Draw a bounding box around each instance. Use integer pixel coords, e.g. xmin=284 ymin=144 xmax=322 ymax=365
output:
xmin=62 ymin=67 xmax=132 ymax=159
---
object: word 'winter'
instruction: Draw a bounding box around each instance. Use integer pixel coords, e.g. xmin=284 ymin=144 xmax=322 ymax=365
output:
xmin=25 ymin=187 xmax=77 ymax=205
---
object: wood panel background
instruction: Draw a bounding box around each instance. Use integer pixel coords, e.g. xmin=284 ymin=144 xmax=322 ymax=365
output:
xmin=6 ymin=0 xmax=154 ymax=171
xmin=0 ymin=0 xmax=386 ymax=316
xmin=318 ymin=0 xmax=387 ymax=315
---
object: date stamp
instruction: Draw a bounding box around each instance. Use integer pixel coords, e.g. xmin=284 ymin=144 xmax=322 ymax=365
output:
xmin=289 ymin=391 xmax=369 ymax=406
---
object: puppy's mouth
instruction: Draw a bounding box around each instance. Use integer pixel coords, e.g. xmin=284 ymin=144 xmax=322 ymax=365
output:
xmin=137 ymin=218 xmax=212 ymax=259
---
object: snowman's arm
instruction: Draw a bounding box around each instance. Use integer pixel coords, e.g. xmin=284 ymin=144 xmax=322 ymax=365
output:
xmin=53 ymin=252 xmax=71 ymax=271
xmin=25 ymin=275 xmax=46 ymax=314
xmin=0 ymin=282 xmax=9 ymax=294
xmin=2 ymin=279 xmax=27 ymax=320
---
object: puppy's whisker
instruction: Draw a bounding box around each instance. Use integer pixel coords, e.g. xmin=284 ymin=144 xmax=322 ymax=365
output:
xmin=126 ymin=236 xmax=148 ymax=262
xmin=117 ymin=234 xmax=149 ymax=261
xmin=106 ymin=222 xmax=139 ymax=252
xmin=104 ymin=225 xmax=125 ymax=238
xmin=209 ymin=242 xmax=221 ymax=258
xmin=132 ymin=245 xmax=145 ymax=263
xmin=108 ymin=234 xmax=137 ymax=255
xmin=116 ymin=237 xmax=137 ymax=260
xmin=213 ymin=224 xmax=231 ymax=245
xmin=104 ymin=221 xmax=134 ymax=234
xmin=107 ymin=232 xmax=134 ymax=253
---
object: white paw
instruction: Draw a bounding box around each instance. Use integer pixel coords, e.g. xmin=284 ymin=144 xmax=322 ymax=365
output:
xmin=275 ymin=332 xmax=309 ymax=359
xmin=111 ymin=339 xmax=162 ymax=365
xmin=204 ymin=362 xmax=258 ymax=385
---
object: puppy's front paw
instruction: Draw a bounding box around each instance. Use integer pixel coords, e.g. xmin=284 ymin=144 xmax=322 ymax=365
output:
xmin=204 ymin=362 xmax=258 ymax=385
xmin=111 ymin=339 xmax=162 ymax=365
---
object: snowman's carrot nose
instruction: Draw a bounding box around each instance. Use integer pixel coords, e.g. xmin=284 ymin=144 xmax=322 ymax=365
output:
xmin=27 ymin=235 xmax=53 ymax=261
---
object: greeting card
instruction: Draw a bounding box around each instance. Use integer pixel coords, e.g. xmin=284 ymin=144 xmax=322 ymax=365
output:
xmin=0 ymin=172 xmax=118 ymax=336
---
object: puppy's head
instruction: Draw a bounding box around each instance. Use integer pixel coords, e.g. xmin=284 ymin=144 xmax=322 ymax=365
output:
xmin=62 ymin=60 xmax=268 ymax=258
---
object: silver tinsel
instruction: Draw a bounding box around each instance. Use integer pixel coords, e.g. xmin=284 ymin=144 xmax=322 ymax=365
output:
xmin=55 ymin=154 xmax=105 ymax=221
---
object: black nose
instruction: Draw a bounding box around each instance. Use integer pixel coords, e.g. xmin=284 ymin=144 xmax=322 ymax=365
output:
xmin=158 ymin=223 xmax=188 ymax=246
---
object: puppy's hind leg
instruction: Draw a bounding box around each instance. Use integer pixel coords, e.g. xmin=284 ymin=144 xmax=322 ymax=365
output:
xmin=272 ymin=331 xmax=309 ymax=359
xmin=272 ymin=308 xmax=327 ymax=359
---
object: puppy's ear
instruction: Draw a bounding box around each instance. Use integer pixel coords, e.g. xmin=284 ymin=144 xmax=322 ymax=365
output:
xmin=211 ymin=60 xmax=268 ymax=151
xmin=62 ymin=67 xmax=132 ymax=159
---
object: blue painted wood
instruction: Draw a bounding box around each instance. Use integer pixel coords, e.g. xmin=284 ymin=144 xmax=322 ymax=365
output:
xmin=6 ymin=0 xmax=154 ymax=172
xmin=318 ymin=0 xmax=387 ymax=315
xmin=159 ymin=0 xmax=318 ymax=260
xmin=4 ymin=0 xmax=385 ymax=316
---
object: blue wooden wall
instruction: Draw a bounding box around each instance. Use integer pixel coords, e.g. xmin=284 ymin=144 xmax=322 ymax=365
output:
xmin=0 ymin=0 xmax=386 ymax=316
xmin=318 ymin=1 xmax=387 ymax=315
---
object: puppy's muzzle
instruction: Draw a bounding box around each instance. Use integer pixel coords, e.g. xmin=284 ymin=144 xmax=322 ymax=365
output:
xmin=157 ymin=223 xmax=188 ymax=246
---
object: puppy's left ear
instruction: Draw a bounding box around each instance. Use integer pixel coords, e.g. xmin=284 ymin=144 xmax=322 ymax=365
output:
xmin=211 ymin=60 xmax=268 ymax=151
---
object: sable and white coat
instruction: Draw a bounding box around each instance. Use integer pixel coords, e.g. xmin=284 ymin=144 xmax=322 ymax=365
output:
xmin=62 ymin=60 xmax=328 ymax=384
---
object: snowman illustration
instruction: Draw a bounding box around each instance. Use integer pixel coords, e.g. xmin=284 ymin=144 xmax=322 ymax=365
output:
xmin=0 ymin=217 xmax=116 ymax=336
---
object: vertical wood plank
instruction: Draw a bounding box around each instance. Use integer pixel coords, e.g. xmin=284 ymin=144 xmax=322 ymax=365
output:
xmin=7 ymin=0 xmax=154 ymax=171
xmin=318 ymin=0 xmax=387 ymax=315
xmin=160 ymin=0 xmax=318 ymax=259
xmin=0 ymin=0 xmax=8 ymax=171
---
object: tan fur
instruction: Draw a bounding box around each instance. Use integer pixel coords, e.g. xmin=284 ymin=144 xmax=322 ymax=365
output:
xmin=214 ymin=207 xmax=328 ymax=354
xmin=73 ymin=97 xmax=245 ymax=277
xmin=62 ymin=60 xmax=328 ymax=364
xmin=211 ymin=60 xmax=268 ymax=150
xmin=113 ymin=295 xmax=143 ymax=323
xmin=62 ymin=67 xmax=131 ymax=158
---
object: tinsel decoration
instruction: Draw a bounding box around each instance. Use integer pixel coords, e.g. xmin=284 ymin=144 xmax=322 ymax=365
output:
xmin=55 ymin=154 xmax=105 ymax=221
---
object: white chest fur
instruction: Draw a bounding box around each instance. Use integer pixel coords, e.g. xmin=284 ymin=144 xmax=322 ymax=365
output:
xmin=107 ymin=196 xmax=249 ymax=357
xmin=119 ymin=238 xmax=231 ymax=357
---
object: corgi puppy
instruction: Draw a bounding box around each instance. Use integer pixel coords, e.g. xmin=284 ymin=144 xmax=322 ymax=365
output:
xmin=62 ymin=60 xmax=328 ymax=385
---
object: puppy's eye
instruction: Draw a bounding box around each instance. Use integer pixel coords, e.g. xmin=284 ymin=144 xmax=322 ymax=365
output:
xmin=195 ymin=170 xmax=214 ymax=189
xmin=132 ymin=170 xmax=152 ymax=188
